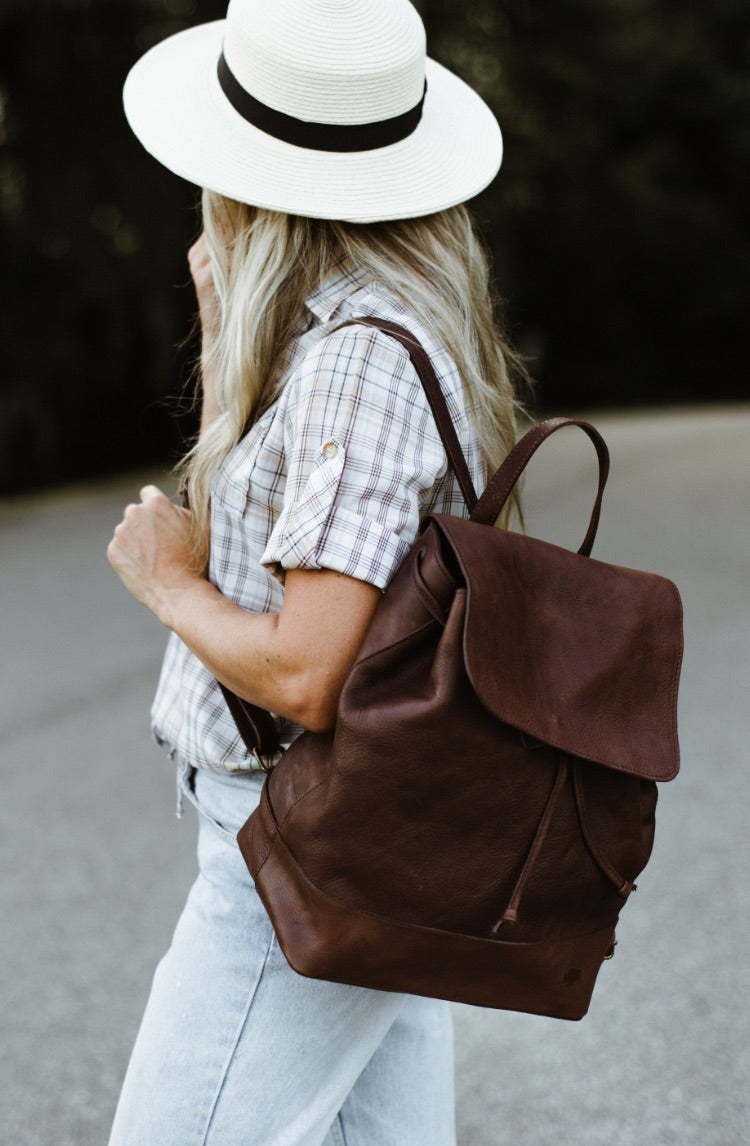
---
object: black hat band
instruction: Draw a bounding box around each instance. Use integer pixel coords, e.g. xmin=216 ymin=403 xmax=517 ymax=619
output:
xmin=218 ymin=51 xmax=426 ymax=153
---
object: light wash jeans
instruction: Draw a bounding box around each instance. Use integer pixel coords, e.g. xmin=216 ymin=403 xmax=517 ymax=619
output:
xmin=108 ymin=766 xmax=456 ymax=1146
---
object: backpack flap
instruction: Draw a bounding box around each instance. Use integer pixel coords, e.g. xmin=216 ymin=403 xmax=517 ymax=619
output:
xmin=432 ymin=514 xmax=683 ymax=782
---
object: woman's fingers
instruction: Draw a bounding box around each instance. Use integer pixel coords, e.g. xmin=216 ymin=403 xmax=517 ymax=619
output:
xmin=140 ymin=483 xmax=166 ymax=503
xmin=187 ymin=233 xmax=222 ymax=423
xmin=188 ymin=232 xmax=220 ymax=347
xmin=188 ymin=230 xmax=209 ymax=265
xmin=188 ymin=235 xmax=211 ymax=283
xmin=107 ymin=487 xmax=199 ymax=625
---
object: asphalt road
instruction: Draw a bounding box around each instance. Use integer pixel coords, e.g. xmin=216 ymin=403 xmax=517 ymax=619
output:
xmin=1 ymin=406 xmax=748 ymax=1146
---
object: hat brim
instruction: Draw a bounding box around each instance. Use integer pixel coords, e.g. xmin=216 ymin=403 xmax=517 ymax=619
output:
xmin=123 ymin=20 xmax=502 ymax=222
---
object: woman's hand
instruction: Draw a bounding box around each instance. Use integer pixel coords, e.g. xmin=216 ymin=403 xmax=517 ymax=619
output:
xmin=189 ymin=232 xmax=220 ymax=350
xmin=107 ymin=485 xmax=202 ymax=629
xmin=188 ymin=232 xmax=222 ymax=428
xmin=108 ymin=486 xmax=380 ymax=729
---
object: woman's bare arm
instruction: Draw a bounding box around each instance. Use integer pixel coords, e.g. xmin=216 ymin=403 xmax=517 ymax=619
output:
xmin=106 ymin=485 xmax=380 ymax=732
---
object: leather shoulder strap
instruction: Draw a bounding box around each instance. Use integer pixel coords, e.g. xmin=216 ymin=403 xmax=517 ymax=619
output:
xmin=334 ymin=317 xmax=479 ymax=513
xmin=218 ymin=681 xmax=280 ymax=763
xmin=219 ymin=315 xmax=478 ymax=757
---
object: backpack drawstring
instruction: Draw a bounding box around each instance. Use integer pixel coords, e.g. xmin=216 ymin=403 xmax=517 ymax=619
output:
xmin=572 ymin=762 xmax=635 ymax=899
xmin=491 ymin=755 xmax=569 ymax=932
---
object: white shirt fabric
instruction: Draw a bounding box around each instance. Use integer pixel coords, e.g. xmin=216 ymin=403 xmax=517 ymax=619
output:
xmin=151 ymin=264 xmax=486 ymax=772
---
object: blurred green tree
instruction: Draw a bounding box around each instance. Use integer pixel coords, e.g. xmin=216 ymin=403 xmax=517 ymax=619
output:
xmin=0 ymin=0 xmax=747 ymax=492
xmin=421 ymin=0 xmax=750 ymax=407
xmin=0 ymin=0 xmax=223 ymax=491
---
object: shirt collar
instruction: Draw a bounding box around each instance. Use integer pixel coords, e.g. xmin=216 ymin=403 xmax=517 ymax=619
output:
xmin=305 ymin=263 xmax=373 ymax=324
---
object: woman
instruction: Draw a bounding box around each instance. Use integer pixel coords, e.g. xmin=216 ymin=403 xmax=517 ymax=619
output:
xmin=107 ymin=1 xmax=524 ymax=1142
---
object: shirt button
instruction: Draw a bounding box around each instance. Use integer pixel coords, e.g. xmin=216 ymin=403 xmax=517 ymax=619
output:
xmin=322 ymin=441 xmax=338 ymax=460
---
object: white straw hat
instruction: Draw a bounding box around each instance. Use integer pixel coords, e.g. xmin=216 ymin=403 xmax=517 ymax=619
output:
xmin=123 ymin=0 xmax=503 ymax=222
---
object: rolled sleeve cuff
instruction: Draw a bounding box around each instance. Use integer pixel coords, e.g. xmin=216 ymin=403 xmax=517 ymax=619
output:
xmin=261 ymin=504 xmax=411 ymax=590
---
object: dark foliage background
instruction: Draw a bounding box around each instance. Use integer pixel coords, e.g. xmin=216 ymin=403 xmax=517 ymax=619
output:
xmin=1 ymin=0 xmax=748 ymax=493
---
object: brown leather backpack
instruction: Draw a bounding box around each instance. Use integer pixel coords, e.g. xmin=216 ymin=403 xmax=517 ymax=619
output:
xmin=234 ymin=319 xmax=683 ymax=1020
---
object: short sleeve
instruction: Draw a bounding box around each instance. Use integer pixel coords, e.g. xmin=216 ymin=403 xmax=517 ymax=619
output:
xmin=260 ymin=325 xmax=447 ymax=590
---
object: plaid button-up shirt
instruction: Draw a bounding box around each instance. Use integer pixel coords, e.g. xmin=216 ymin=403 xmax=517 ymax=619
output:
xmin=151 ymin=265 xmax=486 ymax=772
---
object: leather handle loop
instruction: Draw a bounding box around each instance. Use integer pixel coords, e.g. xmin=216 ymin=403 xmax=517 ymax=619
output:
xmin=219 ymin=315 xmax=477 ymax=760
xmin=470 ymin=417 xmax=610 ymax=557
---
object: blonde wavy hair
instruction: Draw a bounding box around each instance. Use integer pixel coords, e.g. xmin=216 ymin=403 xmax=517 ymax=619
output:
xmin=180 ymin=188 xmax=529 ymax=569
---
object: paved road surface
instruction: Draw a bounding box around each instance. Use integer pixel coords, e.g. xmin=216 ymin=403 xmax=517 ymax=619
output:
xmin=1 ymin=406 xmax=748 ymax=1145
